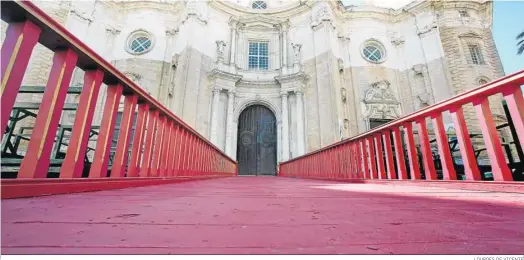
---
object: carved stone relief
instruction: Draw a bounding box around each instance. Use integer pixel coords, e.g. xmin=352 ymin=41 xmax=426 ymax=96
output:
xmin=362 ymin=80 xmax=400 ymax=120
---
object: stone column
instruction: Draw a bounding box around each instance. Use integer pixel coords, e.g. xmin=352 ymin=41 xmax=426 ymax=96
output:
xmin=224 ymin=90 xmax=235 ymax=157
xmin=281 ymin=92 xmax=290 ymax=161
xmin=296 ymin=90 xmax=305 ymax=156
xmin=282 ymin=29 xmax=288 ymax=68
xmin=210 ymin=87 xmax=221 ymax=145
xmin=229 ymin=22 xmax=237 ymax=66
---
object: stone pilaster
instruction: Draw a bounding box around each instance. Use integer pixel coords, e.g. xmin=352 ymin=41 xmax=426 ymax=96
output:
xmin=281 ymin=91 xmax=290 ymax=161
xmin=295 ymin=90 xmax=305 ymax=156
xmin=210 ymin=87 xmax=221 ymax=145
xmin=225 ymin=90 xmax=236 ymax=157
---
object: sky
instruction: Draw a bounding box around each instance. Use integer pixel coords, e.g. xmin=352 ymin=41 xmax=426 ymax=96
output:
xmin=340 ymin=0 xmax=524 ymax=75
xmin=492 ymin=1 xmax=524 ymax=74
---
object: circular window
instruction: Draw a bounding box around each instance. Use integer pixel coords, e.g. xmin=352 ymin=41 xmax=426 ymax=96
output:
xmin=478 ymin=78 xmax=489 ymax=85
xmin=252 ymin=1 xmax=267 ymax=9
xmin=361 ymin=40 xmax=386 ymax=63
xmin=126 ymin=30 xmax=154 ymax=55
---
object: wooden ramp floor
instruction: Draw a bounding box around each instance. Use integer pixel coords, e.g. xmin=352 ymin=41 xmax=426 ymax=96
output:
xmin=2 ymin=176 xmax=523 ymax=254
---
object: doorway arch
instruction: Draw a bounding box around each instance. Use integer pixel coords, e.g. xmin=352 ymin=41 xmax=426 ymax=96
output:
xmin=236 ymin=105 xmax=277 ymax=176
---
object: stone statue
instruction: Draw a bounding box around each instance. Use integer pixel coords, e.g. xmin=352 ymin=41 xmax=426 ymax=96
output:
xmin=216 ymin=40 xmax=227 ymax=62
xmin=291 ymin=43 xmax=302 ymax=64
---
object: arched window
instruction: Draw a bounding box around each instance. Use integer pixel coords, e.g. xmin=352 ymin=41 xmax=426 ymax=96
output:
xmin=252 ymin=1 xmax=267 ymax=9
xmin=126 ymin=30 xmax=154 ymax=55
xmin=361 ymin=40 xmax=387 ymax=63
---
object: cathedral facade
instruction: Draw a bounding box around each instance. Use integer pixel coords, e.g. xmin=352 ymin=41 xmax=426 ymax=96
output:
xmin=2 ymin=0 xmax=506 ymax=175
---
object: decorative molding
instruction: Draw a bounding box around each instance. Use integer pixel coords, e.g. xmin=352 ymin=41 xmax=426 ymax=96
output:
xmin=274 ymin=71 xmax=310 ymax=84
xmin=70 ymin=9 xmax=93 ymax=24
xmin=337 ymin=33 xmax=350 ymax=42
xmin=182 ymin=1 xmax=208 ymax=25
xmin=106 ymin=28 xmax=121 ymax=35
xmin=311 ymin=6 xmax=336 ymax=30
xmin=417 ymin=21 xmax=438 ymax=36
xmin=390 ymin=35 xmax=405 ymax=46
xmin=208 ymin=69 xmax=243 ymax=82
xmin=165 ymin=28 xmax=179 ymax=36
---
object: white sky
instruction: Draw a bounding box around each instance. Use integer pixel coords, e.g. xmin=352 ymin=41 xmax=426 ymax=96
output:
xmin=340 ymin=0 xmax=415 ymax=9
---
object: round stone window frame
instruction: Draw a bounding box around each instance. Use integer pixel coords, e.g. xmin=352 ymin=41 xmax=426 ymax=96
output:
xmin=360 ymin=39 xmax=387 ymax=64
xmin=125 ymin=29 xmax=155 ymax=55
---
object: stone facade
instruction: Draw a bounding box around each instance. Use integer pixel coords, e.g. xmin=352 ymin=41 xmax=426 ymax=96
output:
xmin=2 ymin=0 xmax=505 ymax=162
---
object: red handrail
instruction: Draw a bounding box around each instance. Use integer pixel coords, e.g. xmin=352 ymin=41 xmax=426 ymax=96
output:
xmin=280 ymin=69 xmax=524 ymax=182
xmin=1 ymin=0 xmax=237 ymax=189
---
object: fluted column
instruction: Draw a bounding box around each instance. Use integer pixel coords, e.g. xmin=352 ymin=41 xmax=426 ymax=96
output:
xmin=281 ymin=92 xmax=290 ymax=161
xmin=225 ymin=90 xmax=235 ymax=156
xmin=210 ymin=87 xmax=221 ymax=145
xmin=296 ymin=90 xmax=305 ymax=156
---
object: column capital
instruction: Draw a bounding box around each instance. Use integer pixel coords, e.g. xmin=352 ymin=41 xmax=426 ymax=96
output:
xmin=212 ymin=86 xmax=222 ymax=93
xmin=280 ymin=91 xmax=289 ymax=97
xmin=227 ymin=90 xmax=236 ymax=97
xmin=295 ymin=89 xmax=304 ymax=96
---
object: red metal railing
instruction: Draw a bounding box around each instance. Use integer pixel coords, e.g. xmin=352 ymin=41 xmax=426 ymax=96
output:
xmin=279 ymin=70 xmax=524 ymax=182
xmin=1 ymin=1 xmax=236 ymax=197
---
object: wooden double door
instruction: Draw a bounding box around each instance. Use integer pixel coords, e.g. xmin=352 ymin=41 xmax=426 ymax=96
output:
xmin=236 ymin=105 xmax=277 ymax=176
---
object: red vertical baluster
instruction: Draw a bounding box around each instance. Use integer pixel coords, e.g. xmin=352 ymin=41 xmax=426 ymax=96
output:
xmin=167 ymin=124 xmax=179 ymax=177
xmin=127 ymin=103 xmax=149 ymax=178
xmin=392 ymin=127 xmax=408 ymax=180
xmin=368 ymin=137 xmax=378 ymax=179
xmin=503 ymin=86 xmax=524 ymax=153
xmin=403 ymin=123 xmax=421 ymax=179
xmin=356 ymin=142 xmax=363 ymax=179
xmin=348 ymin=144 xmax=353 ymax=179
xmin=474 ymin=97 xmax=513 ymax=181
xmin=111 ymin=94 xmax=138 ymax=178
xmin=186 ymin=135 xmax=194 ymax=175
xmin=18 ymin=50 xmax=78 ymax=178
xmin=361 ymin=140 xmax=370 ymax=179
xmin=416 ymin=118 xmax=437 ymax=180
xmin=189 ymin=135 xmax=196 ymax=175
xmin=431 ymin=113 xmax=457 ymax=180
xmin=374 ymin=134 xmax=386 ymax=179
xmin=140 ymin=110 xmax=158 ymax=177
xmin=197 ymin=140 xmax=203 ymax=174
xmin=176 ymin=130 xmax=187 ymax=176
xmin=1 ymin=21 xmax=41 ymax=133
xmin=382 ymin=131 xmax=397 ymax=179
xmin=151 ymin=116 xmax=166 ymax=177
xmin=60 ymin=69 xmax=104 ymax=178
xmin=160 ymin=121 xmax=173 ymax=177
xmin=89 ymin=84 xmax=123 ymax=178
xmin=348 ymin=143 xmax=353 ymax=179
xmin=196 ymin=140 xmax=203 ymax=175
xmin=450 ymin=107 xmax=481 ymax=180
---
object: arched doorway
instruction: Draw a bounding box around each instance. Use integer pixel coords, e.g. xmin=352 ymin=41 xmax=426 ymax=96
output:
xmin=236 ymin=105 xmax=277 ymax=176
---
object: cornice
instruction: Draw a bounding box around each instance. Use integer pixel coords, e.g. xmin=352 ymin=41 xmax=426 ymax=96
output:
xmin=100 ymin=1 xmax=184 ymax=13
xmin=208 ymin=69 xmax=243 ymax=82
xmin=209 ymin=0 xmax=313 ymax=19
xmin=275 ymin=71 xmax=310 ymax=84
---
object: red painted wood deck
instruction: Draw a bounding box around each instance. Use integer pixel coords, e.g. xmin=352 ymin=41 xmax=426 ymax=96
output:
xmin=2 ymin=177 xmax=523 ymax=254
